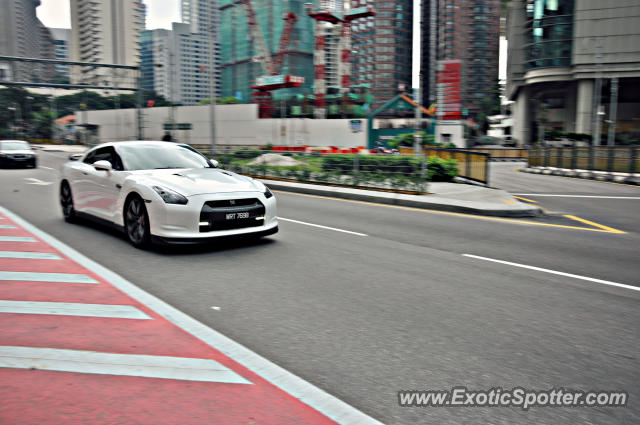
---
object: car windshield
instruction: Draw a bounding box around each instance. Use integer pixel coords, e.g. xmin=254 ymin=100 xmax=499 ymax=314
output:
xmin=0 ymin=141 xmax=30 ymax=150
xmin=116 ymin=144 xmax=210 ymax=171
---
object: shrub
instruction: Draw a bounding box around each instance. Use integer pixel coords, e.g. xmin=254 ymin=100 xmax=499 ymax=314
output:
xmin=233 ymin=149 xmax=262 ymax=159
xmin=320 ymin=155 xmax=457 ymax=182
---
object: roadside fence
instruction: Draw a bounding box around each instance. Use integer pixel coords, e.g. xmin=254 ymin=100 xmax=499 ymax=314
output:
xmin=528 ymin=146 xmax=639 ymax=173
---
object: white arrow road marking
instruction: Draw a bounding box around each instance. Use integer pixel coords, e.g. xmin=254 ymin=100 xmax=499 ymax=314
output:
xmin=0 ymin=346 xmax=252 ymax=384
xmin=24 ymin=178 xmax=53 ymax=186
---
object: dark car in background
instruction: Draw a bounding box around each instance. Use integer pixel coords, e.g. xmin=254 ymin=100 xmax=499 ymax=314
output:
xmin=0 ymin=140 xmax=37 ymax=168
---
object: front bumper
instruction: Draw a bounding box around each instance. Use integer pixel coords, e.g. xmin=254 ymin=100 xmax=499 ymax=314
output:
xmin=0 ymin=155 xmax=37 ymax=168
xmin=151 ymin=225 xmax=278 ymax=245
xmin=144 ymin=190 xmax=278 ymax=242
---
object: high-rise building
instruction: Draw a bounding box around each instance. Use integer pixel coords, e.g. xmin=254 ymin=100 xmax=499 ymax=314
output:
xmin=218 ymin=0 xmax=315 ymax=102
xmin=0 ymin=0 xmax=55 ymax=82
xmin=181 ymin=0 xmax=221 ymax=99
xmin=507 ymin=0 xmax=640 ymax=145
xmin=69 ymin=0 xmax=145 ymax=87
xmin=141 ymin=24 xmax=218 ymax=106
xmin=350 ymin=0 xmax=413 ymax=109
xmin=420 ymin=0 xmax=500 ymax=118
xmin=49 ymin=28 xmax=71 ymax=79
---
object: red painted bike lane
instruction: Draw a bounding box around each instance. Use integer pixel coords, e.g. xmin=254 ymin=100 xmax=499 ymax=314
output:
xmin=0 ymin=208 xmax=380 ymax=425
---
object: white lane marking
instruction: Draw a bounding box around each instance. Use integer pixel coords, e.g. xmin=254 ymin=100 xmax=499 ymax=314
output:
xmin=0 ymin=301 xmax=151 ymax=319
xmin=0 ymin=346 xmax=252 ymax=384
xmin=0 ymin=225 xmax=17 ymax=229
xmin=0 ymin=236 xmax=37 ymax=242
xmin=513 ymin=194 xmax=640 ymax=199
xmin=0 ymin=271 xmax=98 ymax=284
xmin=24 ymin=178 xmax=53 ymax=186
xmin=39 ymin=166 xmax=55 ymax=170
xmin=0 ymin=205 xmax=384 ymax=425
xmin=211 ymin=306 xmax=221 ymax=311
xmin=279 ymin=217 xmax=368 ymax=237
xmin=463 ymin=254 xmax=639 ymax=292
xmin=0 ymin=251 xmax=61 ymax=260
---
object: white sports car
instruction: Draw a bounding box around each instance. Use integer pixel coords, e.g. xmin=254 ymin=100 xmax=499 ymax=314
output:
xmin=59 ymin=141 xmax=277 ymax=248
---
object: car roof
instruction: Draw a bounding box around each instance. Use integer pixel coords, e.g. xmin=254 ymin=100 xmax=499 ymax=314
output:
xmin=90 ymin=141 xmax=186 ymax=150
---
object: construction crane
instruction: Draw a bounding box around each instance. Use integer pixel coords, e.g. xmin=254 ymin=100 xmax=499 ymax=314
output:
xmin=306 ymin=3 xmax=375 ymax=118
xmin=238 ymin=0 xmax=304 ymax=118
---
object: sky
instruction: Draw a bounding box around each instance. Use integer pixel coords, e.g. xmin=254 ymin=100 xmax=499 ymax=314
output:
xmin=36 ymin=0 xmax=506 ymax=88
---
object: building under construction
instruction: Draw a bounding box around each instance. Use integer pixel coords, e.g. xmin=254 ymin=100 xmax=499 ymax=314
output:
xmin=218 ymin=0 xmax=316 ymax=102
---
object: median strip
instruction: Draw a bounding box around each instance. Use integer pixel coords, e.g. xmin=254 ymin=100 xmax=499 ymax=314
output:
xmin=0 ymin=251 xmax=61 ymax=260
xmin=0 ymin=300 xmax=151 ymax=319
xmin=0 ymin=346 xmax=252 ymax=384
xmin=0 ymin=271 xmax=98 ymax=284
xmin=0 ymin=236 xmax=37 ymax=242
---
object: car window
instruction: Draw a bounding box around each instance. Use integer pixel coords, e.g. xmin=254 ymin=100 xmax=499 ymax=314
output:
xmin=83 ymin=149 xmax=98 ymax=165
xmin=0 ymin=141 xmax=30 ymax=150
xmin=117 ymin=144 xmax=210 ymax=170
xmin=83 ymin=146 xmax=123 ymax=171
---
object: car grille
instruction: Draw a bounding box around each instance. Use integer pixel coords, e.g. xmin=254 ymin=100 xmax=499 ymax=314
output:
xmin=199 ymin=198 xmax=265 ymax=232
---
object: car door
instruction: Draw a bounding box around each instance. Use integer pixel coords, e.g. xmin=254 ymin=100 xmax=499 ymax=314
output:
xmin=71 ymin=148 xmax=100 ymax=214
xmin=82 ymin=146 xmax=123 ymax=221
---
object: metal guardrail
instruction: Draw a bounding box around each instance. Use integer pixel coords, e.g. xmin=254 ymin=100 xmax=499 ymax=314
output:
xmin=528 ymin=146 xmax=639 ymax=173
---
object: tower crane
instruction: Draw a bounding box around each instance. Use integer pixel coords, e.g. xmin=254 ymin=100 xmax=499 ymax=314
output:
xmin=238 ymin=0 xmax=304 ymax=118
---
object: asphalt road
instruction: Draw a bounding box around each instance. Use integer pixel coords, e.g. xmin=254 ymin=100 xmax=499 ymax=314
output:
xmin=1 ymin=151 xmax=639 ymax=424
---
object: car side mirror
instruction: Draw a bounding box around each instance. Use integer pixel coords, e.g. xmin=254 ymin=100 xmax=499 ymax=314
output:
xmin=69 ymin=153 xmax=83 ymax=161
xmin=209 ymin=159 xmax=219 ymax=168
xmin=93 ymin=160 xmax=113 ymax=172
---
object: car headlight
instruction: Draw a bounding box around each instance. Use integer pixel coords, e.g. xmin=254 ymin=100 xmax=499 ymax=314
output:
xmin=152 ymin=186 xmax=188 ymax=205
xmin=254 ymin=180 xmax=274 ymax=199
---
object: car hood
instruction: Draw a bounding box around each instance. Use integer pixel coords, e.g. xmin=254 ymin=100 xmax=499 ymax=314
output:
xmin=130 ymin=168 xmax=259 ymax=196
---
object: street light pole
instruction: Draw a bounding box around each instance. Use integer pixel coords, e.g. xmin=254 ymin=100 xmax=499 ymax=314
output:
xmin=208 ymin=23 xmax=217 ymax=155
xmin=607 ymin=77 xmax=618 ymax=147
xmin=414 ymin=0 xmax=423 ymax=155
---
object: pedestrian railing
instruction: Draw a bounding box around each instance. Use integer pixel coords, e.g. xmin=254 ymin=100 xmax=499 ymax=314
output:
xmin=528 ymin=146 xmax=639 ymax=173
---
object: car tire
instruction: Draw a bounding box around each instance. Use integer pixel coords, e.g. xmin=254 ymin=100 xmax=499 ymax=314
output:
xmin=124 ymin=195 xmax=151 ymax=249
xmin=60 ymin=181 xmax=77 ymax=223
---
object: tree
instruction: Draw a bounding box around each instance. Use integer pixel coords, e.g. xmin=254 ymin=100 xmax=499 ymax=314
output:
xmin=199 ymin=96 xmax=240 ymax=105
xmin=31 ymin=109 xmax=56 ymax=139
xmin=475 ymin=83 xmax=501 ymax=134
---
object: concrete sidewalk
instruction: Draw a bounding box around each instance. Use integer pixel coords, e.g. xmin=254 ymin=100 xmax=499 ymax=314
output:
xmin=262 ymin=179 xmax=543 ymax=217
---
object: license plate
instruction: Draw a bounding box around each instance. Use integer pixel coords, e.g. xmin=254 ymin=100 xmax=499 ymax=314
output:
xmin=226 ymin=212 xmax=249 ymax=220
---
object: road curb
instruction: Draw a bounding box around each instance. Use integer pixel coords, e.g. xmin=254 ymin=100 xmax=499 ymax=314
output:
xmin=521 ymin=167 xmax=640 ymax=185
xmin=263 ymin=180 xmax=543 ymax=218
